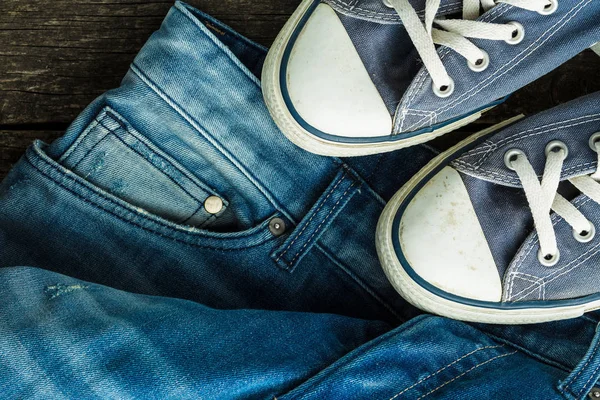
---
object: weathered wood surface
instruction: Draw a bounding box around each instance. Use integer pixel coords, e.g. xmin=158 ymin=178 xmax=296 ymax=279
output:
xmin=1 ymin=0 xmax=599 ymax=178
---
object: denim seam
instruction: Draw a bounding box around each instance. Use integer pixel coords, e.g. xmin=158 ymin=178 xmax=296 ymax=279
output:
xmin=409 ymin=0 xmax=590 ymax=129
xmin=176 ymin=2 xmax=268 ymax=53
xmin=75 ymin=118 xmax=217 ymax=226
xmin=580 ymin=357 xmax=600 ymax=397
xmin=25 ymin=151 xmax=275 ymax=250
xmin=285 ymin=180 xmax=358 ymax=268
xmin=481 ymin=330 xmax=572 ymax=372
xmin=388 ymin=345 xmax=505 ymax=399
xmin=561 ymin=334 xmax=600 ymax=396
xmin=416 ymin=351 xmax=518 ymax=399
xmin=70 ymin=127 xmax=111 ymax=171
xmin=128 ymin=64 xmax=294 ymax=224
xmin=275 ymin=171 xmax=348 ymax=264
xmin=101 ymin=108 xmax=225 ymax=203
xmin=174 ymin=3 xmax=263 ymax=88
xmin=278 ymin=315 xmax=443 ymax=399
xmin=58 ymin=117 xmax=104 ymax=163
xmin=106 ymin=126 xmax=217 ymax=224
xmin=315 ymin=243 xmax=403 ymax=321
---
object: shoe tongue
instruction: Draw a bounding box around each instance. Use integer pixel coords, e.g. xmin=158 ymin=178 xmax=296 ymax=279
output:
xmin=337 ymin=13 xmax=422 ymax=115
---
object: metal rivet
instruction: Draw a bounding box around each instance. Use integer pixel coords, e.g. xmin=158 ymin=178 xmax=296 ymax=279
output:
xmin=589 ymin=388 xmax=600 ymax=399
xmin=269 ymin=218 xmax=286 ymax=236
xmin=204 ymin=196 xmax=223 ymax=214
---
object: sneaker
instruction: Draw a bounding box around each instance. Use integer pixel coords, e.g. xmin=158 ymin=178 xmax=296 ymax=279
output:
xmin=262 ymin=0 xmax=600 ymax=156
xmin=376 ymin=92 xmax=600 ymax=324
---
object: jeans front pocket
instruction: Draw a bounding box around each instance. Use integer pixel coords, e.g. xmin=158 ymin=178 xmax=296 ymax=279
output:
xmin=58 ymin=107 xmax=227 ymax=228
xmin=271 ymin=166 xmax=361 ymax=272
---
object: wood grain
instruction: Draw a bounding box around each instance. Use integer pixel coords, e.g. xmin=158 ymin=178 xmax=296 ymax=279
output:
xmin=1 ymin=0 xmax=599 ymax=178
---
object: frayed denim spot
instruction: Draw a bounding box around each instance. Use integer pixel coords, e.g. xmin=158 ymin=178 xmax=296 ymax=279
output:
xmin=44 ymin=283 xmax=89 ymax=299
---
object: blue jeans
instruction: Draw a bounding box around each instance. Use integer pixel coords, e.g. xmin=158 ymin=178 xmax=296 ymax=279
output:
xmin=1 ymin=2 xmax=600 ymax=398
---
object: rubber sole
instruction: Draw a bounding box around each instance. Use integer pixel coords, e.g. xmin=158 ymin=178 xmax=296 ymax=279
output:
xmin=376 ymin=116 xmax=600 ymax=324
xmin=261 ymin=0 xmax=491 ymax=157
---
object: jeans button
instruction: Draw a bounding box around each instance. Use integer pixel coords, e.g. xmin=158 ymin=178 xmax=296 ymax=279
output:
xmin=269 ymin=218 xmax=286 ymax=236
xmin=589 ymin=388 xmax=600 ymax=399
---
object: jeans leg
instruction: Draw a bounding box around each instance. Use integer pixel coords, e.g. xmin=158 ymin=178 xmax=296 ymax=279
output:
xmin=0 ymin=266 xmax=389 ymax=399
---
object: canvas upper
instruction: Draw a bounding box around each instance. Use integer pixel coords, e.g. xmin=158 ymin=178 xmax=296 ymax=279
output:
xmin=271 ymin=0 xmax=600 ymax=149
xmin=378 ymin=91 xmax=600 ymax=323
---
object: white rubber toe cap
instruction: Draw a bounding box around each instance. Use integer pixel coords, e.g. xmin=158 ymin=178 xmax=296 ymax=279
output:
xmin=399 ymin=166 xmax=503 ymax=302
xmin=286 ymin=3 xmax=392 ymax=139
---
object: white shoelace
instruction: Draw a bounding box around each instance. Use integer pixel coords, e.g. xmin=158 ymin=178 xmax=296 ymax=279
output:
xmin=506 ymin=138 xmax=600 ymax=267
xmin=386 ymin=0 xmax=557 ymax=96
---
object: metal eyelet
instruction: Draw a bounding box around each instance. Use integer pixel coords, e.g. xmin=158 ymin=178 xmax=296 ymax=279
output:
xmin=382 ymin=0 xmax=394 ymax=8
xmin=432 ymin=78 xmax=455 ymax=98
xmin=468 ymin=50 xmax=490 ymax=73
xmin=505 ymin=22 xmax=525 ymax=45
xmin=573 ymin=223 xmax=596 ymax=243
xmin=538 ymin=249 xmax=560 ymax=267
xmin=503 ymin=149 xmax=526 ymax=170
xmin=544 ymin=140 xmax=569 ymax=159
xmin=589 ymin=132 xmax=600 ymax=152
xmin=539 ymin=0 xmax=558 ymax=15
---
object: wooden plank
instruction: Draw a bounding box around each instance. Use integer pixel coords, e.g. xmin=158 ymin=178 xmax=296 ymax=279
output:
xmin=0 ymin=0 xmax=298 ymax=126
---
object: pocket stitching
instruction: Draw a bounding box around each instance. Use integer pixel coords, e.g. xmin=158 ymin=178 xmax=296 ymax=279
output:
xmin=275 ymin=173 xmax=347 ymax=267
xmin=26 ymin=144 xmax=276 ymax=250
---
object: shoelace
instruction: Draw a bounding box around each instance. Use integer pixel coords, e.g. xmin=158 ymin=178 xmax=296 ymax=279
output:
xmin=385 ymin=0 xmax=558 ymax=97
xmin=505 ymin=134 xmax=600 ymax=267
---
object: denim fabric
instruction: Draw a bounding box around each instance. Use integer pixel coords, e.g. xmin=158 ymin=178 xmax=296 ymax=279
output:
xmin=0 ymin=2 xmax=434 ymax=324
xmin=451 ymin=92 xmax=600 ymax=302
xmin=3 ymin=2 xmax=600 ymax=399
xmin=4 ymin=265 xmax=600 ymax=399
xmin=0 ymin=266 xmax=389 ymax=399
xmin=395 ymin=0 xmax=600 ymax=135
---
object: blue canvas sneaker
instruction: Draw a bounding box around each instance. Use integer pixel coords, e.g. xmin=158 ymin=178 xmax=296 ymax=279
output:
xmin=376 ymin=92 xmax=600 ymax=324
xmin=262 ymin=0 xmax=600 ymax=156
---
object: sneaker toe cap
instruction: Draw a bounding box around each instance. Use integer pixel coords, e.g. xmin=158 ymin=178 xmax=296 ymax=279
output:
xmin=399 ymin=166 xmax=503 ymax=302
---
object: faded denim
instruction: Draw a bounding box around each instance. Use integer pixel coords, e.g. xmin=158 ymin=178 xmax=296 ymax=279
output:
xmin=2 ymin=2 xmax=600 ymax=399
xmin=0 ymin=1 xmax=434 ymax=324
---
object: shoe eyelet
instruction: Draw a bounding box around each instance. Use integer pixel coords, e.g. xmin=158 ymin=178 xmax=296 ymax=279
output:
xmin=382 ymin=0 xmax=394 ymax=8
xmin=538 ymin=249 xmax=560 ymax=267
xmin=468 ymin=50 xmax=490 ymax=72
xmin=503 ymin=148 xmax=526 ymax=170
xmin=545 ymin=140 xmax=568 ymax=159
xmin=432 ymin=78 xmax=455 ymax=98
xmin=589 ymin=132 xmax=600 ymax=152
xmin=574 ymin=223 xmax=596 ymax=243
xmin=539 ymin=0 xmax=558 ymax=15
xmin=505 ymin=22 xmax=525 ymax=45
